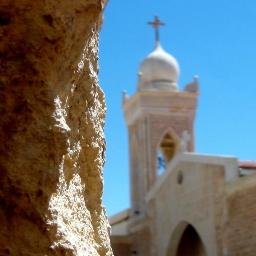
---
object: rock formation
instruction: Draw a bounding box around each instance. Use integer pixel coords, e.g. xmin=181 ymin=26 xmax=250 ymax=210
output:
xmin=0 ymin=0 xmax=112 ymax=255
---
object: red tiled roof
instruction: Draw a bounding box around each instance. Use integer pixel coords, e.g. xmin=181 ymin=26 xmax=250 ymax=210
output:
xmin=239 ymin=161 xmax=256 ymax=169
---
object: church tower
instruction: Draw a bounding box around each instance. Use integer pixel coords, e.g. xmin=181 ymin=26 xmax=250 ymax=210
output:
xmin=123 ymin=17 xmax=198 ymax=217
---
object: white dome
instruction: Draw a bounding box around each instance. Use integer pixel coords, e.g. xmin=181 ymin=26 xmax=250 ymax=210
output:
xmin=138 ymin=43 xmax=180 ymax=91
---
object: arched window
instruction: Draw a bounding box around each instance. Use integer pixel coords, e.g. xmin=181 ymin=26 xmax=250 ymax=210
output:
xmin=156 ymin=132 xmax=177 ymax=176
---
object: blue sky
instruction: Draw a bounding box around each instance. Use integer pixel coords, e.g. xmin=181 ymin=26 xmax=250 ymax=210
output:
xmin=99 ymin=0 xmax=256 ymax=216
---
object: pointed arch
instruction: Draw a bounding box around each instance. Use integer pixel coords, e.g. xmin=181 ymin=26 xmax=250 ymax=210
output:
xmin=166 ymin=221 xmax=207 ymax=256
xmin=156 ymin=127 xmax=180 ymax=175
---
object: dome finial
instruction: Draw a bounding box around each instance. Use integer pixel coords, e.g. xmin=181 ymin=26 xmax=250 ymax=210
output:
xmin=148 ymin=16 xmax=165 ymax=46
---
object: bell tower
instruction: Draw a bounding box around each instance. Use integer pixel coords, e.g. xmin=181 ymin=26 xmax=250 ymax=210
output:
xmin=123 ymin=17 xmax=198 ymax=216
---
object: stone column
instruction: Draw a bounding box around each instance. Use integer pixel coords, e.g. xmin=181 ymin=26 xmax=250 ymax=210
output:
xmin=0 ymin=1 xmax=112 ymax=255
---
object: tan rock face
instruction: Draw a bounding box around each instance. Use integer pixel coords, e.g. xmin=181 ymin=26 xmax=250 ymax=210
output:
xmin=0 ymin=0 xmax=112 ymax=255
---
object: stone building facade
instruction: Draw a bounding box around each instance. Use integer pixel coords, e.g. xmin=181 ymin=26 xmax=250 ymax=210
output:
xmin=109 ymin=21 xmax=256 ymax=256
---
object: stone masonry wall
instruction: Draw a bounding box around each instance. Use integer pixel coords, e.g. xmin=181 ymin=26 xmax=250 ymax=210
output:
xmin=0 ymin=0 xmax=112 ymax=255
xmin=225 ymin=175 xmax=256 ymax=256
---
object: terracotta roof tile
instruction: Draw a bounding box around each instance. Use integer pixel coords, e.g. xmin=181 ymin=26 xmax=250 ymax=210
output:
xmin=239 ymin=161 xmax=256 ymax=169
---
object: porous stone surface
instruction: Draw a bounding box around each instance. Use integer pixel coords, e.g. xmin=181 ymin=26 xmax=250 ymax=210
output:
xmin=0 ymin=0 xmax=112 ymax=255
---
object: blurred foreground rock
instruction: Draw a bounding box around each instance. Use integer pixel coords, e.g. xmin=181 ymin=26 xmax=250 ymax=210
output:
xmin=0 ymin=0 xmax=112 ymax=255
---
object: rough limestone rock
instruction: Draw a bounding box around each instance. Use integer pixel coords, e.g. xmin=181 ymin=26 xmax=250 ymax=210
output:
xmin=0 ymin=0 xmax=112 ymax=255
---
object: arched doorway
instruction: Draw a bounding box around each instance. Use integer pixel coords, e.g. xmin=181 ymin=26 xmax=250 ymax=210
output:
xmin=176 ymin=224 xmax=206 ymax=256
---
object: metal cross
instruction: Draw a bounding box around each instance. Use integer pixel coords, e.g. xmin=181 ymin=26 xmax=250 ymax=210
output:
xmin=148 ymin=16 xmax=165 ymax=43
